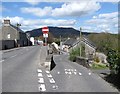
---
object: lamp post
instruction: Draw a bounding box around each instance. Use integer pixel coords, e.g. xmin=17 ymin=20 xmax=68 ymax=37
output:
xmin=80 ymin=27 xmax=82 ymax=57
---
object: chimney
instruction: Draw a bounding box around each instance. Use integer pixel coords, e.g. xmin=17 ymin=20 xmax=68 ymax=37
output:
xmin=4 ymin=19 xmax=10 ymax=26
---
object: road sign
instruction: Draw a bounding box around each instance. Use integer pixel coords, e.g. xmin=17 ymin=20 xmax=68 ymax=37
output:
xmin=43 ymin=33 xmax=48 ymax=38
xmin=42 ymin=27 xmax=49 ymax=34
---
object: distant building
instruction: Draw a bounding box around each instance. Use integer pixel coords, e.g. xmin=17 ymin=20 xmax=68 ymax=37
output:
xmin=63 ymin=37 xmax=96 ymax=59
xmin=0 ymin=19 xmax=29 ymax=50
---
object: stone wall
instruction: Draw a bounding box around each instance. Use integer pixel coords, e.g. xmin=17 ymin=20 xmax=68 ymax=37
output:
xmin=76 ymin=56 xmax=90 ymax=68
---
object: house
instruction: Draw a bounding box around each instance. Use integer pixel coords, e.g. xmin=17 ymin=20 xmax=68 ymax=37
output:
xmin=63 ymin=37 xmax=96 ymax=59
xmin=0 ymin=19 xmax=29 ymax=50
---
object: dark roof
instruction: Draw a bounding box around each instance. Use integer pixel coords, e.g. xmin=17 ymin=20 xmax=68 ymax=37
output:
xmin=10 ymin=24 xmax=24 ymax=33
xmin=63 ymin=38 xmax=79 ymax=47
xmin=82 ymin=37 xmax=96 ymax=48
xmin=64 ymin=37 xmax=96 ymax=49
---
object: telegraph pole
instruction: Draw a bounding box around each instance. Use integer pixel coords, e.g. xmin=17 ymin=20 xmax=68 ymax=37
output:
xmin=60 ymin=35 xmax=62 ymax=54
xmin=80 ymin=27 xmax=82 ymax=57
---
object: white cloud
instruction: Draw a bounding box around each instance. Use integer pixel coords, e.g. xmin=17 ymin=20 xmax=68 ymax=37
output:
xmin=2 ymin=16 xmax=76 ymax=31
xmin=3 ymin=0 xmax=119 ymax=3
xmin=85 ymin=12 xmax=118 ymax=33
xmin=2 ymin=16 xmax=24 ymax=24
xmin=52 ymin=1 xmax=101 ymax=17
xmin=98 ymin=12 xmax=118 ymax=19
xmin=21 ymin=7 xmax=52 ymax=17
xmin=24 ymin=0 xmax=40 ymax=5
xmin=96 ymin=0 xmax=119 ymax=2
xmin=97 ymin=24 xmax=109 ymax=29
xmin=21 ymin=1 xmax=101 ymax=17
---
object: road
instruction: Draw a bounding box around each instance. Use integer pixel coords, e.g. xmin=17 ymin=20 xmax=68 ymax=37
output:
xmin=1 ymin=46 xmax=119 ymax=93
xmin=2 ymin=46 xmax=44 ymax=92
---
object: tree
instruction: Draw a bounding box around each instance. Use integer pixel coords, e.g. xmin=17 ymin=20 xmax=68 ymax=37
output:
xmin=47 ymin=32 xmax=54 ymax=43
xmin=107 ymin=48 xmax=119 ymax=74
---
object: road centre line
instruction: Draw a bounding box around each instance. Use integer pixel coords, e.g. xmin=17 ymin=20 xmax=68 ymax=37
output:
xmin=10 ymin=54 xmax=17 ymax=58
xmin=57 ymin=72 xmax=60 ymax=74
xmin=0 ymin=60 xmax=4 ymax=63
xmin=88 ymin=72 xmax=92 ymax=75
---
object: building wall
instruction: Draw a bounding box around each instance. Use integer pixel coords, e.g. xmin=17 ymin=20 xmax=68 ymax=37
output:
xmin=2 ymin=26 xmax=19 ymax=40
xmin=0 ymin=40 xmax=15 ymax=50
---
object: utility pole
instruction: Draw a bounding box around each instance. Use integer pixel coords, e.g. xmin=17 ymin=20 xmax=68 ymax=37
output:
xmin=16 ymin=23 xmax=21 ymax=47
xmin=80 ymin=27 xmax=82 ymax=57
xmin=60 ymin=35 xmax=62 ymax=54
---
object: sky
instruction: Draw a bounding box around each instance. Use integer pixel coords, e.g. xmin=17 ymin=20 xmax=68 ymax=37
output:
xmin=0 ymin=0 xmax=119 ymax=34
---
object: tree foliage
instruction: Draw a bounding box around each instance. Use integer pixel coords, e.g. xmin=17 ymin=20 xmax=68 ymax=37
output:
xmin=69 ymin=44 xmax=85 ymax=61
xmin=88 ymin=33 xmax=119 ymax=75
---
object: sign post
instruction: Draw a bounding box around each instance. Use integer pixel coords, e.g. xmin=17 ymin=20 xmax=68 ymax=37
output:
xmin=42 ymin=27 xmax=49 ymax=46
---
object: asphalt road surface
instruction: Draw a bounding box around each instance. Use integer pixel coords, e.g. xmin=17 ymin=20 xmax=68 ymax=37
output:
xmin=1 ymin=46 xmax=119 ymax=93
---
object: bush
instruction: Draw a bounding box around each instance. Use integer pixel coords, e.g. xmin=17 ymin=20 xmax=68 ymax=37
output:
xmin=91 ymin=63 xmax=108 ymax=69
xmin=94 ymin=56 xmax=100 ymax=63
xmin=69 ymin=45 xmax=85 ymax=62
xmin=69 ymin=48 xmax=80 ymax=62
xmin=107 ymin=48 xmax=119 ymax=74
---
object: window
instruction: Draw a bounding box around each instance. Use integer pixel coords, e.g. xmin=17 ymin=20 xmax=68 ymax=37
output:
xmin=7 ymin=33 xmax=10 ymax=39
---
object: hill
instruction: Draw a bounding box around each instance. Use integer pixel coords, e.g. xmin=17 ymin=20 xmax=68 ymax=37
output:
xmin=26 ymin=27 xmax=94 ymax=38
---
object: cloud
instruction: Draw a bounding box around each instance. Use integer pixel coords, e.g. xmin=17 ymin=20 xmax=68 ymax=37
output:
xmin=2 ymin=16 xmax=24 ymax=24
xmin=96 ymin=0 xmax=119 ymax=2
xmin=2 ymin=16 xmax=76 ymax=31
xmin=98 ymin=12 xmax=118 ymax=19
xmin=24 ymin=0 xmax=40 ymax=5
xmin=52 ymin=1 xmax=101 ymax=17
xmin=21 ymin=1 xmax=101 ymax=17
xmin=85 ymin=12 xmax=118 ymax=33
xmin=86 ymin=12 xmax=118 ymax=24
xmin=21 ymin=7 xmax=52 ymax=17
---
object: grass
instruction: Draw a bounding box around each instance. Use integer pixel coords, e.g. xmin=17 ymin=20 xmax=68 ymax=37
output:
xmin=91 ymin=63 xmax=108 ymax=69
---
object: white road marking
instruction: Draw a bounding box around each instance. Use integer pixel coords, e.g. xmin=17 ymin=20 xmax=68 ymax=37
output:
xmin=38 ymin=84 xmax=46 ymax=92
xmin=47 ymin=74 xmax=52 ymax=78
xmin=38 ymin=73 xmax=43 ymax=77
xmin=0 ymin=60 xmax=4 ymax=63
xmin=79 ymin=72 xmax=82 ymax=76
xmin=65 ymin=69 xmax=67 ymax=71
xmin=38 ymin=78 xmax=44 ymax=83
xmin=57 ymin=72 xmax=60 ymax=74
xmin=37 ymin=69 xmax=42 ymax=73
xmin=49 ymin=78 xmax=55 ymax=84
xmin=74 ymin=69 xmax=77 ymax=71
xmin=46 ymin=70 xmax=50 ymax=74
xmin=88 ymin=72 xmax=91 ymax=75
xmin=74 ymin=72 xmax=77 ymax=75
xmin=52 ymin=85 xmax=58 ymax=90
xmin=68 ymin=72 xmax=72 ymax=75
xmin=10 ymin=55 xmax=17 ymax=58
xmin=65 ymin=71 xmax=68 ymax=74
